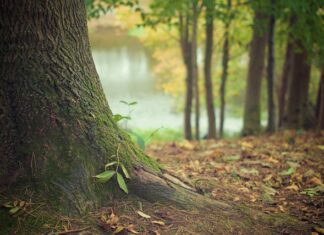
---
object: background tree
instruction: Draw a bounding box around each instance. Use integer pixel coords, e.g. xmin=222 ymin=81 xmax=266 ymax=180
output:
xmin=219 ymin=0 xmax=232 ymax=138
xmin=317 ymin=65 xmax=324 ymax=130
xmin=266 ymin=0 xmax=276 ymax=132
xmin=203 ymin=0 xmax=217 ymax=139
xmin=242 ymin=6 xmax=267 ymax=135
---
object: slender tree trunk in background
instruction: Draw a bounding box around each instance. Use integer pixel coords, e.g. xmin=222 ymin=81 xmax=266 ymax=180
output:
xmin=284 ymin=46 xmax=311 ymax=129
xmin=278 ymin=42 xmax=293 ymax=128
xmin=317 ymin=65 xmax=324 ymax=130
xmin=192 ymin=1 xmax=200 ymax=140
xmin=266 ymin=0 xmax=276 ymax=132
xmin=204 ymin=0 xmax=217 ymax=139
xmin=180 ymin=14 xmax=193 ymax=140
xmin=219 ymin=0 xmax=231 ymax=138
xmin=242 ymin=11 xmax=267 ymax=136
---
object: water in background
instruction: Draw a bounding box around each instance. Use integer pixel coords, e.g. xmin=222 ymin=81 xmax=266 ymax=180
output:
xmin=90 ymin=31 xmax=242 ymax=136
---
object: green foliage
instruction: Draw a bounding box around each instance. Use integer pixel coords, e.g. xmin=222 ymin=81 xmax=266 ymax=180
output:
xmin=86 ymin=0 xmax=140 ymax=19
xmin=94 ymin=145 xmax=130 ymax=194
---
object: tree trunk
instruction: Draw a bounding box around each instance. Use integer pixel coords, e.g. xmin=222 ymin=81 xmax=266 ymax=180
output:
xmin=283 ymin=46 xmax=311 ymax=129
xmin=180 ymin=14 xmax=193 ymax=140
xmin=192 ymin=1 xmax=200 ymax=140
xmin=242 ymin=10 xmax=267 ymax=136
xmin=0 ymin=0 xmax=189 ymax=215
xmin=266 ymin=0 xmax=276 ymax=132
xmin=219 ymin=0 xmax=231 ymax=138
xmin=317 ymin=65 xmax=324 ymax=130
xmin=278 ymin=42 xmax=293 ymax=128
xmin=204 ymin=0 xmax=217 ymax=139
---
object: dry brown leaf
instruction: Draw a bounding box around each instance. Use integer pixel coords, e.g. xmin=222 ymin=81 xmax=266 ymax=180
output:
xmin=233 ymin=196 xmax=240 ymax=202
xmin=136 ymin=210 xmax=151 ymax=219
xmin=152 ymin=220 xmax=166 ymax=226
xmin=286 ymin=184 xmax=299 ymax=191
xmin=240 ymin=141 xmax=254 ymax=149
xmin=266 ymin=157 xmax=279 ymax=164
xmin=113 ymin=226 xmax=125 ymax=234
xmin=127 ymin=224 xmax=139 ymax=234
xmin=153 ymin=230 xmax=161 ymax=235
xmin=308 ymin=177 xmax=322 ymax=186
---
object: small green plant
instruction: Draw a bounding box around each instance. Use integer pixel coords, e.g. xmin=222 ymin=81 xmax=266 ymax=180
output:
xmin=93 ymin=145 xmax=130 ymax=194
xmin=112 ymin=100 xmax=146 ymax=150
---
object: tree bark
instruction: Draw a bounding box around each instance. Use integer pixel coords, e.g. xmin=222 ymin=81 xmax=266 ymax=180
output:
xmin=192 ymin=1 xmax=200 ymax=140
xmin=317 ymin=65 xmax=324 ymax=130
xmin=180 ymin=14 xmax=193 ymax=140
xmin=204 ymin=0 xmax=217 ymax=139
xmin=266 ymin=0 xmax=276 ymax=132
xmin=219 ymin=0 xmax=231 ymax=138
xmin=278 ymin=42 xmax=293 ymax=128
xmin=283 ymin=46 xmax=311 ymax=129
xmin=0 ymin=0 xmax=158 ymax=214
xmin=242 ymin=10 xmax=267 ymax=136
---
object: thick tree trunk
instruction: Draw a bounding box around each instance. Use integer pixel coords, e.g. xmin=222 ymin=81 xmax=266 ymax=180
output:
xmin=283 ymin=46 xmax=311 ymax=129
xmin=266 ymin=0 xmax=276 ymax=132
xmin=242 ymin=11 xmax=267 ymax=135
xmin=317 ymin=65 xmax=324 ymax=130
xmin=278 ymin=42 xmax=293 ymax=128
xmin=0 ymin=0 xmax=160 ymax=214
xmin=219 ymin=0 xmax=231 ymax=138
xmin=204 ymin=0 xmax=217 ymax=139
xmin=180 ymin=14 xmax=193 ymax=140
xmin=192 ymin=1 xmax=200 ymax=140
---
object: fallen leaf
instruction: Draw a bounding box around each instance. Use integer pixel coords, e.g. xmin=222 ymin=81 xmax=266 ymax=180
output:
xmin=113 ymin=226 xmax=124 ymax=234
xmin=308 ymin=177 xmax=322 ymax=186
xmin=240 ymin=142 xmax=254 ymax=149
xmin=223 ymin=155 xmax=240 ymax=162
xmin=279 ymin=167 xmax=296 ymax=176
xmin=317 ymin=145 xmax=324 ymax=150
xmin=127 ymin=224 xmax=139 ymax=234
xmin=286 ymin=184 xmax=299 ymax=191
xmin=314 ymin=227 xmax=324 ymax=234
xmin=152 ymin=220 xmax=166 ymax=226
xmin=136 ymin=210 xmax=151 ymax=219
xmin=233 ymin=196 xmax=240 ymax=202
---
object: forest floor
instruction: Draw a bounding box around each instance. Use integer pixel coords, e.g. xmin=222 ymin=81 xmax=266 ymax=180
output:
xmin=96 ymin=131 xmax=324 ymax=234
xmin=1 ymin=131 xmax=323 ymax=234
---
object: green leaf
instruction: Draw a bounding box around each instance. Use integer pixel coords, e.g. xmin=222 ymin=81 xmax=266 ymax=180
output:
xmin=120 ymin=100 xmax=128 ymax=105
xmin=94 ymin=170 xmax=115 ymax=183
xmin=9 ymin=207 xmax=21 ymax=215
xmin=128 ymin=101 xmax=138 ymax=106
xmin=127 ymin=130 xmax=145 ymax=150
xmin=117 ymin=172 xmax=128 ymax=194
xmin=113 ymin=114 xmax=131 ymax=122
xmin=224 ymin=155 xmax=240 ymax=162
xmin=105 ymin=161 xmax=117 ymax=169
xmin=279 ymin=167 xmax=296 ymax=176
xmin=120 ymin=163 xmax=131 ymax=179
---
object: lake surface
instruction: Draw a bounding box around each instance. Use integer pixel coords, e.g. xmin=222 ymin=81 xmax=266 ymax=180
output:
xmin=90 ymin=31 xmax=243 ymax=136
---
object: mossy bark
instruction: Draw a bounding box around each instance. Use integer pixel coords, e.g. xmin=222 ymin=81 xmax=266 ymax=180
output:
xmin=0 ymin=0 xmax=157 ymax=214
